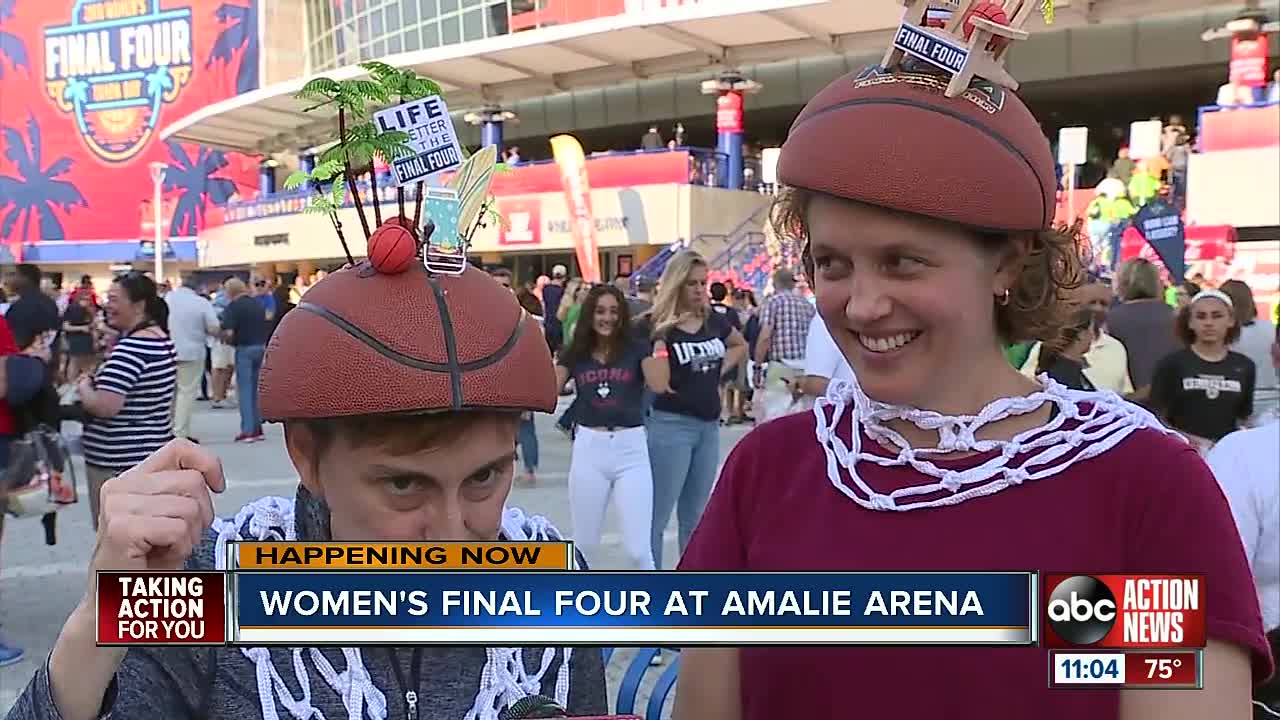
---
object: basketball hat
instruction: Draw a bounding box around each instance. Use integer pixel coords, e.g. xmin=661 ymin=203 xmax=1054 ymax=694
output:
xmin=777 ymin=15 xmax=1057 ymax=233
xmin=259 ymin=248 xmax=555 ymax=421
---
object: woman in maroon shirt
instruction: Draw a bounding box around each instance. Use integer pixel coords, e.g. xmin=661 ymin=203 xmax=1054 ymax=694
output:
xmin=674 ymin=16 xmax=1272 ymax=720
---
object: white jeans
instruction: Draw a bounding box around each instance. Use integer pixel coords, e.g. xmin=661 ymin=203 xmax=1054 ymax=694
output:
xmin=569 ymin=426 xmax=656 ymax=570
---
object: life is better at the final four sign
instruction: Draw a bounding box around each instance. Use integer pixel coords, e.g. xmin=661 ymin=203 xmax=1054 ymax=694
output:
xmin=372 ymin=95 xmax=465 ymax=186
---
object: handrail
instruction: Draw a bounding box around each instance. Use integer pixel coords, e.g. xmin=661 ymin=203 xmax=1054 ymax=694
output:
xmin=218 ymin=146 xmax=731 ymax=224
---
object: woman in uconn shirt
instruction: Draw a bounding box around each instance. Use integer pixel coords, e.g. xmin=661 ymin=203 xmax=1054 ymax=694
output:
xmin=636 ymin=251 xmax=747 ymax=569
xmin=673 ymin=39 xmax=1271 ymax=720
xmin=556 ymin=285 xmax=663 ymax=570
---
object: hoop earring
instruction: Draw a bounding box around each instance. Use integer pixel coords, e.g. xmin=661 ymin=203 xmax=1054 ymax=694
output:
xmin=997 ymin=289 xmax=1011 ymax=306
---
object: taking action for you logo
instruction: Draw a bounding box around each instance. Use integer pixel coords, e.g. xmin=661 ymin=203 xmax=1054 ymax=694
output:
xmin=43 ymin=0 xmax=194 ymax=164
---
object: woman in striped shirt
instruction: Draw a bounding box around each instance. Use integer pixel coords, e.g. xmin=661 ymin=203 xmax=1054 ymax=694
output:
xmin=76 ymin=272 xmax=176 ymax=529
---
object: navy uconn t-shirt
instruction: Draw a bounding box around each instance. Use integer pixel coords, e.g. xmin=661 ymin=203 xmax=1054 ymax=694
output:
xmin=639 ymin=313 xmax=732 ymax=421
xmin=559 ymin=341 xmax=649 ymax=428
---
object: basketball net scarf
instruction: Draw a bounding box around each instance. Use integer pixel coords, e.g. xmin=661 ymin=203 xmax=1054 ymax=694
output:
xmin=814 ymin=376 xmax=1177 ymax=512
xmin=212 ymin=498 xmax=574 ymax=720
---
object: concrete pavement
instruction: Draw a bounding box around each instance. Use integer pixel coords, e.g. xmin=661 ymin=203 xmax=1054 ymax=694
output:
xmin=0 ymin=397 xmax=754 ymax=714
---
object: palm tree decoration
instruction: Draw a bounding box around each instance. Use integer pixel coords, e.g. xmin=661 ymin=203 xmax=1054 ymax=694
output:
xmin=283 ymin=158 xmax=351 ymax=262
xmin=1041 ymin=0 xmax=1054 ymax=24
xmin=361 ymin=61 xmax=442 ymax=223
xmin=293 ymin=72 xmax=393 ymax=245
xmin=287 ymin=62 xmax=506 ymax=269
xmin=162 ymin=141 xmax=240 ymax=235
xmin=315 ymin=120 xmax=409 ymax=228
xmin=0 ymin=114 xmax=87 ymax=242
xmin=207 ymin=0 xmax=260 ymax=94
xmin=0 ymin=0 xmax=28 ymax=80
xmin=288 ymin=62 xmax=442 ymax=261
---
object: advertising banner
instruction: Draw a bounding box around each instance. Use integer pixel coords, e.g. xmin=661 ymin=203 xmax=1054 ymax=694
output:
xmin=0 ymin=0 xmax=261 ymax=257
xmin=1229 ymin=33 xmax=1270 ymax=88
xmin=497 ymin=197 xmax=541 ymax=246
xmin=716 ymin=92 xmax=744 ymax=134
xmin=550 ymin=134 xmax=602 ymax=283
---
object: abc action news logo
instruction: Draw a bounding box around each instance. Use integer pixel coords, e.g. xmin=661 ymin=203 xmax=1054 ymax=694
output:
xmin=1043 ymin=574 xmax=1206 ymax=649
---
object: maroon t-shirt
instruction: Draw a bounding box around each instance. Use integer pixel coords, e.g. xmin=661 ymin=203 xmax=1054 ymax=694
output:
xmin=678 ymin=411 xmax=1274 ymax=719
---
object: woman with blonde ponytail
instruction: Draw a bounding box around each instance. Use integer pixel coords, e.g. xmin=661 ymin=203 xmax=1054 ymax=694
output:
xmin=636 ymin=251 xmax=747 ymax=570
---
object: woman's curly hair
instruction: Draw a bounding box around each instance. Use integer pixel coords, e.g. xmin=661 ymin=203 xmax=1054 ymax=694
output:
xmin=771 ymin=187 xmax=1086 ymax=345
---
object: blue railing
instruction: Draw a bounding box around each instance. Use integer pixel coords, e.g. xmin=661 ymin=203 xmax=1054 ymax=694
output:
xmin=500 ymin=145 xmax=728 ymax=186
xmin=604 ymin=647 xmax=681 ymax=718
xmin=218 ymin=146 xmax=731 ymax=225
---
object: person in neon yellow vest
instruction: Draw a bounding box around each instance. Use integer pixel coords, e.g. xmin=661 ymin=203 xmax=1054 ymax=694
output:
xmin=1086 ymin=178 xmax=1137 ymax=269
xmin=1128 ymin=159 xmax=1162 ymax=207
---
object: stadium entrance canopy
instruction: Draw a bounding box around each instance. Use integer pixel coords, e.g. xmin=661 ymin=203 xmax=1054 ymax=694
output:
xmin=160 ymin=0 xmax=1219 ymax=155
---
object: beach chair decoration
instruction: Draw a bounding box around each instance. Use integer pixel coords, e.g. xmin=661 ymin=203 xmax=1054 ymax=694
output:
xmin=884 ymin=0 xmax=1053 ymax=97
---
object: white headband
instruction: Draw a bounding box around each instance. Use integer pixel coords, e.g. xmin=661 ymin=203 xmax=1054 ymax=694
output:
xmin=1191 ymin=289 xmax=1233 ymax=308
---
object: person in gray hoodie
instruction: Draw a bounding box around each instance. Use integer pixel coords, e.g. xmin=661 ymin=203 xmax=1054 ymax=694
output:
xmin=4 ymin=232 xmax=608 ymax=720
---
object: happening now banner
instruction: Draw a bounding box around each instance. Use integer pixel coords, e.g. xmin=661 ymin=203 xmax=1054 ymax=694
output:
xmin=550 ymin=134 xmax=602 ymax=283
xmin=0 ymin=0 xmax=261 ymax=255
xmin=93 ymin=544 xmax=1037 ymax=647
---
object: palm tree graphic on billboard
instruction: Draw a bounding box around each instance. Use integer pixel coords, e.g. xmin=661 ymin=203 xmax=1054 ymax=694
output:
xmin=0 ymin=0 xmax=28 ymax=79
xmin=0 ymin=114 xmax=88 ymax=242
xmin=207 ymin=0 xmax=260 ymax=94
xmin=162 ymin=141 xmax=239 ymax=236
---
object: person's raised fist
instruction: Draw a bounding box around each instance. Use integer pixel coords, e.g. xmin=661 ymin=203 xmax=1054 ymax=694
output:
xmin=90 ymin=438 xmax=226 ymax=581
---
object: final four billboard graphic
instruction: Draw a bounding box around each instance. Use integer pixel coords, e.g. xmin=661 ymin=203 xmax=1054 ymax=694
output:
xmin=43 ymin=0 xmax=196 ymax=164
xmin=0 ymin=0 xmax=260 ymax=259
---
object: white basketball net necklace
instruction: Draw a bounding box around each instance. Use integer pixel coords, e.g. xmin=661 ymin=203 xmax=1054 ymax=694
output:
xmin=212 ymin=498 xmax=572 ymax=720
xmin=813 ymin=375 xmax=1177 ymax=512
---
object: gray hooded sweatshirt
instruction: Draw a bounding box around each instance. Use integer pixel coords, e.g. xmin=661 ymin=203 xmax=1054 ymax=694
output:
xmin=5 ymin=487 xmax=608 ymax=720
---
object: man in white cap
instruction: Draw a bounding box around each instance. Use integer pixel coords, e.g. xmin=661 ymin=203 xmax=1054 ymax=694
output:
xmin=543 ymin=264 xmax=568 ymax=353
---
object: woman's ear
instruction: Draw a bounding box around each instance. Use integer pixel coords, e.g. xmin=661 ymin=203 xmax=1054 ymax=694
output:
xmin=284 ymin=424 xmax=325 ymax=499
xmin=993 ymin=232 xmax=1034 ymax=297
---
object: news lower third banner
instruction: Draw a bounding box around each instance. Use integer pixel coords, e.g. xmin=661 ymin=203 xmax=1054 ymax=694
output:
xmin=186 ymin=571 xmax=1034 ymax=646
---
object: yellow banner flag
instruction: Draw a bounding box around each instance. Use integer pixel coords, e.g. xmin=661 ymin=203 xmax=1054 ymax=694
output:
xmin=549 ymin=134 xmax=602 ymax=283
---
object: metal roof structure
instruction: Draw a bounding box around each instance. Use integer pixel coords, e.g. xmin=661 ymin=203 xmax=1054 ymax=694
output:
xmin=160 ymin=0 xmax=1227 ymax=155
xmin=159 ymin=0 xmax=923 ymax=154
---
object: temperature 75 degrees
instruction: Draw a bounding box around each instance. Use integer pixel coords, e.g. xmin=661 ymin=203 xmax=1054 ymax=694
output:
xmin=1145 ymin=658 xmax=1183 ymax=679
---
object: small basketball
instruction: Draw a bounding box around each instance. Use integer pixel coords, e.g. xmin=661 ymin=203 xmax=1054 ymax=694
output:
xmin=367 ymin=220 xmax=418 ymax=274
xmin=962 ymin=2 xmax=1011 ymax=52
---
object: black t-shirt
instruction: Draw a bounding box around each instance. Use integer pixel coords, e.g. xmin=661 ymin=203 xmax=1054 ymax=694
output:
xmin=558 ymin=341 xmax=648 ymax=429
xmin=710 ymin=302 xmax=741 ymax=331
xmin=62 ymin=304 xmax=94 ymax=355
xmin=1043 ymin=356 xmax=1094 ymax=392
xmin=221 ymin=295 xmax=268 ymax=347
xmin=1151 ymin=348 xmax=1256 ymax=441
xmin=637 ymin=313 xmax=733 ymax=421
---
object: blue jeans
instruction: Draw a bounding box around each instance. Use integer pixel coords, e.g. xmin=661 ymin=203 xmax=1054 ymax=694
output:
xmin=234 ymin=345 xmax=265 ymax=435
xmin=646 ymin=409 xmax=719 ymax=569
xmin=517 ymin=414 xmax=539 ymax=472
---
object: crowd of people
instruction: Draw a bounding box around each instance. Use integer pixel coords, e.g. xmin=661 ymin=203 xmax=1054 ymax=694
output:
xmin=1006 ymin=259 xmax=1278 ymax=442
xmin=0 ymin=263 xmax=305 ymax=664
